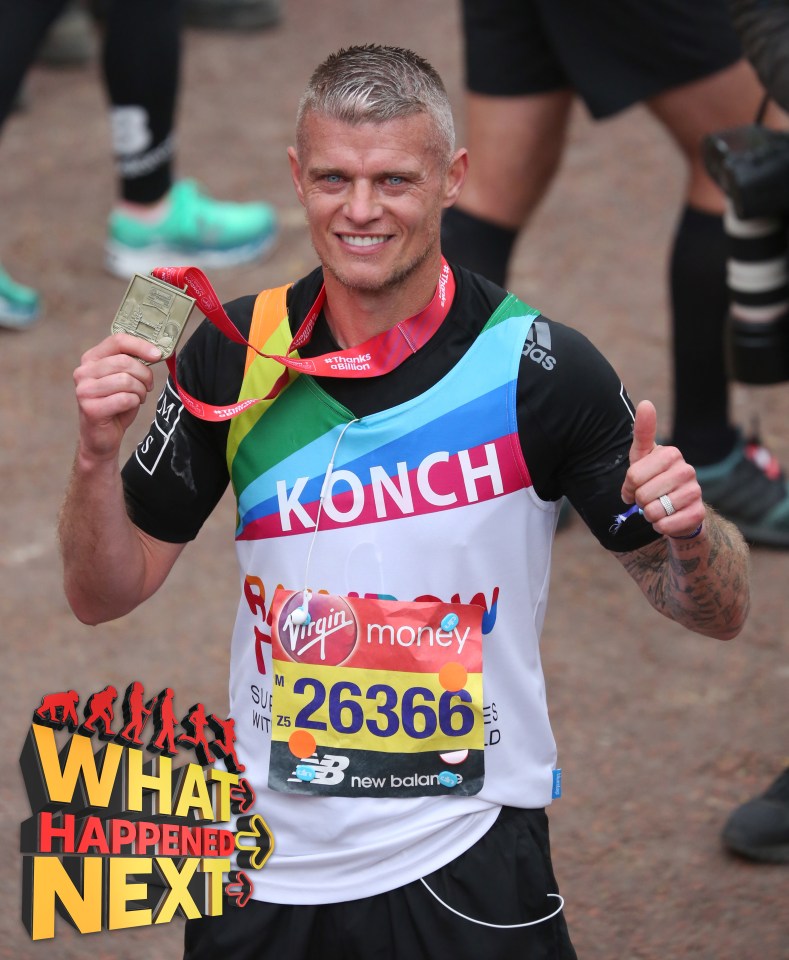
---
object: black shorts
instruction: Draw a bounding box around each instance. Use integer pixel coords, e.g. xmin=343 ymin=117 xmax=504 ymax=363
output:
xmin=184 ymin=806 xmax=577 ymax=960
xmin=462 ymin=0 xmax=743 ymax=118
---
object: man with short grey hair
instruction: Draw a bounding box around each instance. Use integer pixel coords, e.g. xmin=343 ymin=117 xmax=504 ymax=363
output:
xmin=59 ymin=44 xmax=749 ymax=959
xmin=296 ymin=44 xmax=457 ymax=166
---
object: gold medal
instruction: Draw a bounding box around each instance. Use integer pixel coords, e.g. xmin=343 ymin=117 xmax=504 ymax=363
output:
xmin=111 ymin=273 xmax=196 ymax=362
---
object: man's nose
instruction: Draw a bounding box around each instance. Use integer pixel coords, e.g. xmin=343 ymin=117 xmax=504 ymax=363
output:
xmin=343 ymin=181 xmax=382 ymax=223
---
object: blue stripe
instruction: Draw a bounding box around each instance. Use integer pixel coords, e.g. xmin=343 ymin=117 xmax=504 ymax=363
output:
xmin=237 ymin=382 xmax=512 ymax=532
xmin=236 ymin=311 xmax=533 ymax=531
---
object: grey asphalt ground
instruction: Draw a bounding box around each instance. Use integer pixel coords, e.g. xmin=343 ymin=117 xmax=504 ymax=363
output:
xmin=1 ymin=2 xmax=787 ymax=957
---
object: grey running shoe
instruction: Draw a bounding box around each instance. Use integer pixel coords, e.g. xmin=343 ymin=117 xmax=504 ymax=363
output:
xmin=182 ymin=0 xmax=282 ymax=29
xmin=695 ymin=433 xmax=789 ymax=548
xmin=556 ymin=497 xmax=573 ymax=532
xmin=722 ymin=767 xmax=789 ymax=863
xmin=37 ymin=1 xmax=96 ymax=67
xmin=11 ymin=81 xmax=29 ymax=113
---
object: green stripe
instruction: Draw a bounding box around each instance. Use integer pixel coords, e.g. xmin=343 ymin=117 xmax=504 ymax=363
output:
xmin=482 ymin=293 xmax=540 ymax=332
xmin=230 ymin=376 xmax=349 ymax=498
xmin=228 ymin=291 xmax=539 ymax=497
xmin=226 ymin=314 xmax=296 ymax=468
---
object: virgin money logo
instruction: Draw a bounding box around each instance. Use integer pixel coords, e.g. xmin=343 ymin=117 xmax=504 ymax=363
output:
xmin=279 ymin=593 xmax=358 ymax=666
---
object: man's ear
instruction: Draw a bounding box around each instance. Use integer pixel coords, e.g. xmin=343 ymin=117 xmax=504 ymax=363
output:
xmin=288 ymin=146 xmax=306 ymax=206
xmin=442 ymin=148 xmax=469 ymax=209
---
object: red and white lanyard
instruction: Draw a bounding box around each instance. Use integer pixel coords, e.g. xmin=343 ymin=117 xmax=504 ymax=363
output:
xmin=151 ymin=259 xmax=456 ymax=423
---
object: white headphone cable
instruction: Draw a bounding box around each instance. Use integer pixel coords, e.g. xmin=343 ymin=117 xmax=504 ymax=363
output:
xmin=288 ymin=417 xmax=360 ymax=625
xmin=419 ymin=878 xmax=564 ymax=929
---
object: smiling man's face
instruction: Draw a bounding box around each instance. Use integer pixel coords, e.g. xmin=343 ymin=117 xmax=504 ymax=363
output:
xmin=289 ymin=111 xmax=465 ymax=298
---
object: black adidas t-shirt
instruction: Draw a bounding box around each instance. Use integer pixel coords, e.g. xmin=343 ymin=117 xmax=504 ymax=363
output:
xmin=122 ymin=264 xmax=659 ymax=553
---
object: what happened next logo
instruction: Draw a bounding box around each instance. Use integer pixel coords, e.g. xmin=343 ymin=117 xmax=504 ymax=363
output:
xmin=19 ymin=682 xmax=273 ymax=941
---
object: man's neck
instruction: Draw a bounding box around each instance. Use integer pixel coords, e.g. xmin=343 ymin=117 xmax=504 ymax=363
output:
xmin=321 ymin=260 xmax=443 ymax=349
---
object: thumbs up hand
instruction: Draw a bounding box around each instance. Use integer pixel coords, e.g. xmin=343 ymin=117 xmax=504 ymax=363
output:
xmin=621 ymin=400 xmax=706 ymax=539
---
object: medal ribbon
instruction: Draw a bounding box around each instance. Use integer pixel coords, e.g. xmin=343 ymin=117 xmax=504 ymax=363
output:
xmin=151 ymin=259 xmax=455 ymax=423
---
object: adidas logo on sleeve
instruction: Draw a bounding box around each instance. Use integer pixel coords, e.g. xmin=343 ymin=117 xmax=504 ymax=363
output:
xmin=521 ymin=320 xmax=556 ymax=371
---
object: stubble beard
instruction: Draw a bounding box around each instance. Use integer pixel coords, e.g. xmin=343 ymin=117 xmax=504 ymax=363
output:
xmin=315 ymin=216 xmax=441 ymax=296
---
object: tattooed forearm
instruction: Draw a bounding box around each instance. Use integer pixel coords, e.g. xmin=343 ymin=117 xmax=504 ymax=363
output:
xmin=616 ymin=507 xmax=750 ymax=640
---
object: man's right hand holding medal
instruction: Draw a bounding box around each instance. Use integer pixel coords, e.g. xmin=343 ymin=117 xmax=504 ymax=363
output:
xmin=73 ymin=332 xmax=163 ymax=464
xmin=62 ymin=328 xmax=184 ymax=625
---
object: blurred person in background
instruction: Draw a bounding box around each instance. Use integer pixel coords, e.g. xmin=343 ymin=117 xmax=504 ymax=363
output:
xmin=59 ymin=44 xmax=750 ymax=959
xmin=704 ymin=0 xmax=789 ymax=864
xmin=0 ymin=0 xmax=278 ymax=331
xmin=441 ymin=0 xmax=789 ymax=550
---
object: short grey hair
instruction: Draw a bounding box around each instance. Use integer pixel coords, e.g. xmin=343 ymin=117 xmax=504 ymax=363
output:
xmin=296 ymin=44 xmax=456 ymax=164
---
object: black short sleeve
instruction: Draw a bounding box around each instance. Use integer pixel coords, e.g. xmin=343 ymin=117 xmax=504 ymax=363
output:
xmin=517 ymin=318 xmax=661 ymax=552
xmin=121 ymin=296 xmax=255 ymax=542
xmin=120 ymin=265 xmax=660 ymax=553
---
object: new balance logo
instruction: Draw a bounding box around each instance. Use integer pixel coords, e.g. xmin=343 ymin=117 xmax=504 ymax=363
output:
xmin=289 ymin=754 xmax=350 ymax=785
xmin=522 ymin=321 xmax=556 ymax=371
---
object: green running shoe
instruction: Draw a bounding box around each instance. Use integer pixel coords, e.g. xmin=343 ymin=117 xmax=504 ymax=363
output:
xmin=696 ymin=432 xmax=789 ymax=548
xmin=106 ymin=179 xmax=277 ymax=277
xmin=0 ymin=265 xmax=40 ymax=330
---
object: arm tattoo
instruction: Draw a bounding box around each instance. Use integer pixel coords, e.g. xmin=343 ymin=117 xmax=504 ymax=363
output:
xmin=616 ymin=511 xmax=750 ymax=639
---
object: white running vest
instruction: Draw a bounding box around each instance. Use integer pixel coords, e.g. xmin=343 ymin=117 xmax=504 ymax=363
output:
xmin=224 ymin=292 xmax=561 ymax=903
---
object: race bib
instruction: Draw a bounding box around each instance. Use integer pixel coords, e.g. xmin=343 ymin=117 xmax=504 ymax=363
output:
xmin=268 ymin=590 xmax=485 ymax=798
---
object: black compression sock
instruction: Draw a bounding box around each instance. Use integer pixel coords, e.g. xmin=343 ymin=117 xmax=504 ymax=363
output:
xmin=669 ymin=205 xmax=738 ymax=466
xmin=0 ymin=0 xmax=67 ymax=124
xmin=102 ymin=0 xmax=181 ymax=203
xmin=441 ymin=207 xmax=518 ymax=287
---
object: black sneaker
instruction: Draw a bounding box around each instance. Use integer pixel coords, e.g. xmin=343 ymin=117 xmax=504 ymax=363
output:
xmin=721 ymin=766 xmax=789 ymax=863
xmin=695 ymin=433 xmax=789 ymax=548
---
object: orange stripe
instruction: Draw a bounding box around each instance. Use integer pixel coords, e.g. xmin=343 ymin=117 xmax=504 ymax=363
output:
xmin=245 ymin=284 xmax=292 ymax=375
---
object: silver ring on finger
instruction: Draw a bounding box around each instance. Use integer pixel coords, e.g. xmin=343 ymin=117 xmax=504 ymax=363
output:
xmin=659 ymin=494 xmax=676 ymax=517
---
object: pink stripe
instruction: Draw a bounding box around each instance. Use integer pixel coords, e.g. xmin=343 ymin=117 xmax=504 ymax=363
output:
xmin=239 ymin=434 xmax=529 ymax=541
